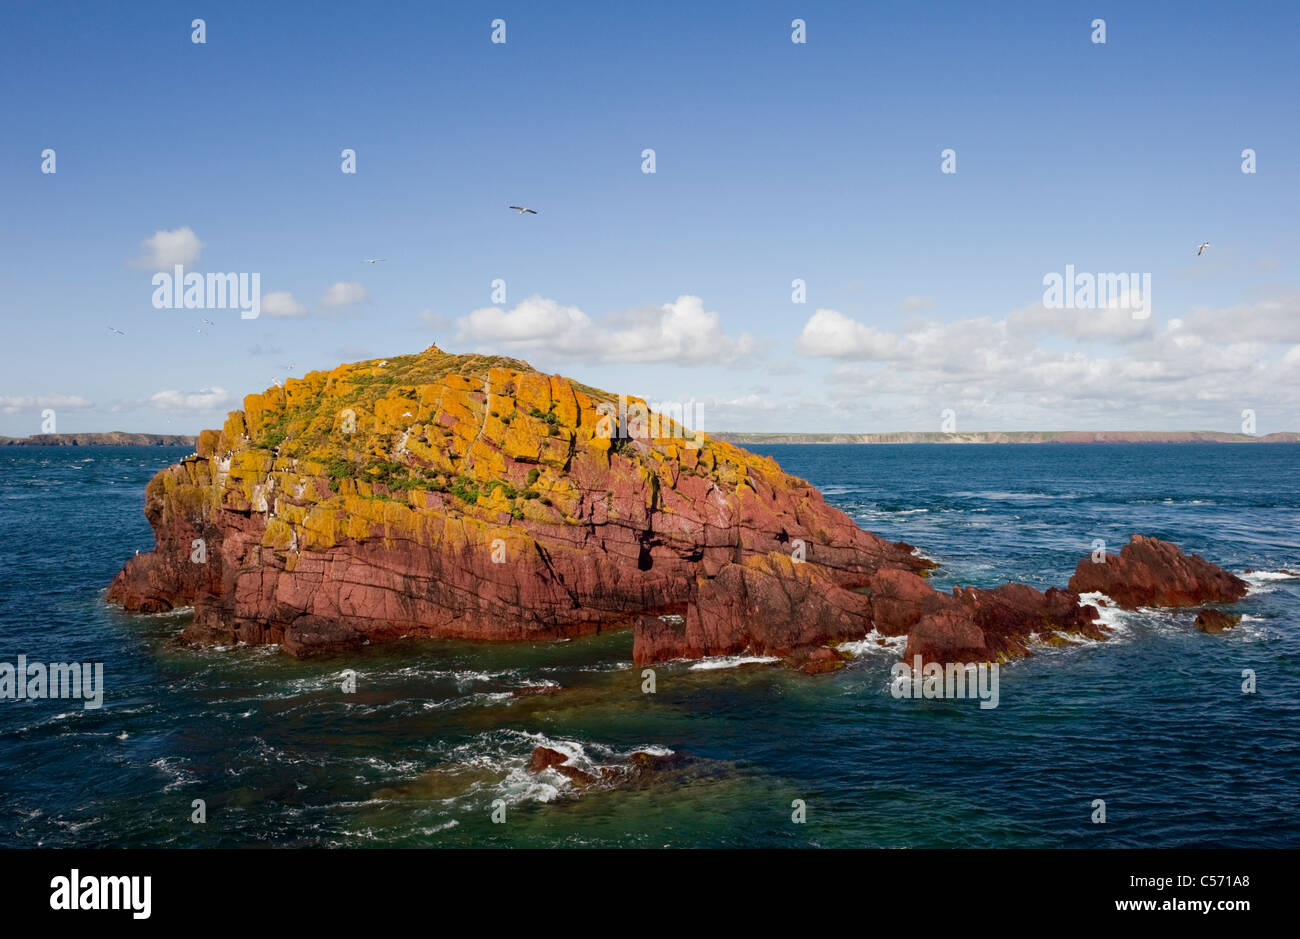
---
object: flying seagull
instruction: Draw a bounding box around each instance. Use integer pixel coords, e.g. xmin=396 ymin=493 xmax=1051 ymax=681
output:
xmin=1197 ymin=242 xmax=1210 ymax=256
xmin=363 ymin=258 xmax=385 ymax=264
xmin=508 ymin=206 xmax=538 ymax=215
xmin=107 ymin=326 xmax=124 ymax=335
xmin=202 ymin=318 xmax=214 ymax=327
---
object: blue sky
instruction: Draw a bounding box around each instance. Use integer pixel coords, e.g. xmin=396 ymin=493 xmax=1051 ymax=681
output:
xmin=2 ymin=0 xmax=1297 ymax=436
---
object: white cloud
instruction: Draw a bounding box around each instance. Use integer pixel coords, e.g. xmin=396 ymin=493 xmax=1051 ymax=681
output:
xmin=149 ymin=387 xmax=232 ymax=412
xmin=1180 ymin=291 xmax=1300 ymax=343
xmin=456 ymin=294 xmax=753 ymax=364
xmin=130 ymin=227 xmax=203 ymax=269
xmin=1007 ymin=299 xmax=1154 ymax=341
xmin=262 ymin=291 xmax=307 ymax=318
xmin=724 ymin=393 xmax=778 ymax=411
xmin=0 ymin=394 xmax=93 ymax=414
xmin=796 ymin=308 xmax=907 ymax=359
xmin=900 ymin=295 xmax=933 ymax=312
xmin=791 ymin=293 xmax=1300 ymax=430
xmin=320 ymin=281 xmax=369 ymax=308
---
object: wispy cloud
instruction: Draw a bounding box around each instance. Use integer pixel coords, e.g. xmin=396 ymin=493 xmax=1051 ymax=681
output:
xmin=320 ymin=281 xmax=369 ymax=308
xmin=149 ymin=387 xmax=232 ymax=412
xmin=0 ymin=394 xmax=93 ymax=414
xmin=787 ymin=292 xmax=1300 ymax=430
xmin=129 ymin=227 xmax=203 ymax=269
xmin=262 ymin=291 xmax=308 ymax=318
xmin=456 ymin=294 xmax=754 ymax=365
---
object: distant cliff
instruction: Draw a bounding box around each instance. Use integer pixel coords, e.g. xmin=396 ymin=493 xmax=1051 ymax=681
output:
xmin=0 ymin=432 xmax=197 ymax=446
xmin=713 ymin=430 xmax=1300 ymax=445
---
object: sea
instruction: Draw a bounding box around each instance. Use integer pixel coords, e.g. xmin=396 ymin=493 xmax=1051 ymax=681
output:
xmin=1 ymin=443 xmax=1297 ymax=848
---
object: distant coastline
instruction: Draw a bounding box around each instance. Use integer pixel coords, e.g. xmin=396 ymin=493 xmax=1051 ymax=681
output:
xmin=714 ymin=430 xmax=1300 ymax=445
xmin=0 ymin=432 xmax=197 ymax=447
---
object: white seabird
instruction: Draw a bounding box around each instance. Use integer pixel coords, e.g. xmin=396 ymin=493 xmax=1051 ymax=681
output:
xmin=1197 ymin=242 xmax=1211 ymax=256
xmin=508 ymin=206 xmax=538 ymax=215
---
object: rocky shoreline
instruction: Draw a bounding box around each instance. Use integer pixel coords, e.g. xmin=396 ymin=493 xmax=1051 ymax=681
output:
xmin=107 ymin=345 xmax=1250 ymax=670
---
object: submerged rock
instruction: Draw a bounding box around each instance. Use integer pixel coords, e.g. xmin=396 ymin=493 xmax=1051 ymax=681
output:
xmin=785 ymin=645 xmax=853 ymax=675
xmin=373 ymin=764 xmax=498 ymax=801
xmin=528 ymin=746 xmax=570 ymax=773
xmin=510 ymin=684 xmax=562 ymax=698
xmin=527 ymin=746 xmax=684 ymax=790
xmin=1194 ymin=609 xmax=1241 ymax=634
xmin=553 ymin=765 xmax=598 ymax=787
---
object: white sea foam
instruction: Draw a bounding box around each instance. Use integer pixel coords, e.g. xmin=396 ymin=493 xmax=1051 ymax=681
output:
xmin=150 ymin=756 xmax=199 ymax=792
xmin=1241 ymin=569 xmax=1297 ymax=595
xmin=632 ymin=744 xmax=675 ymax=756
xmin=419 ymin=819 xmax=460 ymax=835
xmin=1220 ymin=614 xmax=1276 ymax=643
xmin=1078 ymin=591 xmax=1132 ymax=639
xmin=688 ymin=654 xmax=781 ymax=671
xmin=425 ymin=730 xmax=680 ymax=810
xmin=839 ymin=629 xmax=907 ymax=657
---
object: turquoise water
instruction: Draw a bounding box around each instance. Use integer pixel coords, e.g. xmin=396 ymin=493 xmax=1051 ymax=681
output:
xmin=1 ymin=443 xmax=1297 ymax=847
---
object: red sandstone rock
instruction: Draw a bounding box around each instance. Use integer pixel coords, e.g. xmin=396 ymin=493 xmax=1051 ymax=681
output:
xmin=632 ymin=554 xmax=875 ymax=663
xmin=529 ymin=746 xmax=684 ymax=790
xmin=1194 ymin=609 xmax=1241 ymax=634
xmin=511 ymin=684 xmax=562 ymax=698
xmin=108 ymin=351 xmax=929 ymax=662
xmin=528 ymin=747 xmax=569 ymax=772
xmin=788 ymin=645 xmax=852 ymax=675
xmin=104 ymin=350 xmax=1250 ymax=672
xmin=554 ymin=765 xmax=597 ymax=787
xmin=1067 ymin=535 xmax=1248 ymax=609
xmin=903 ymin=610 xmax=994 ymax=665
xmin=623 ymin=750 xmax=687 ymax=780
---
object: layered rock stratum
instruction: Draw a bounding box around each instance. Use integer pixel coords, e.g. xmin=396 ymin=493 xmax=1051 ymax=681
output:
xmin=107 ymin=345 xmax=1248 ymax=666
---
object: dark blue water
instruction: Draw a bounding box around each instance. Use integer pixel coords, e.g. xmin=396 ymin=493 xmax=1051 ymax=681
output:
xmin=1 ymin=444 xmax=1297 ymax=847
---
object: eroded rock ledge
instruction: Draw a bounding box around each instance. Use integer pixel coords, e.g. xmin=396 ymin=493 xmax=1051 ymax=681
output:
xmin=107 ymin=345 xmax=1248 ymax=667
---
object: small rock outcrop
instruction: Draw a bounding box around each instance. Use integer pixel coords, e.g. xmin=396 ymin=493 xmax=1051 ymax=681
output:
xmin=1068 ymin=535 xmax=1249 ymax=609
xmin=1194 ymin=609 xmax=1241 ymax=634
